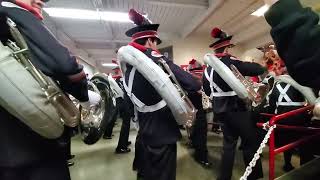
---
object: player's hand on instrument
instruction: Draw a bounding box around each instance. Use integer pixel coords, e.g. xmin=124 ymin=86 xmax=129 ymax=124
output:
xmin=80 ymin=90 xmax=102 ymax=109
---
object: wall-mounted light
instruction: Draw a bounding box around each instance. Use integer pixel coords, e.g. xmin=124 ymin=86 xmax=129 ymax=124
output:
xmin=44 ymin=8 xmax=131 ymax=22
xmin=251 ymin=5 xmax=269 ymax=17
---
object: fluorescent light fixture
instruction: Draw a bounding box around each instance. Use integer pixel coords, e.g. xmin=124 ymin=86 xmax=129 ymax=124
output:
xmin=251 ymin=5 xmax=269 ymax=17
xmin=43 ymin=8 xmax=131 ymax=22
xmin=102 ymin=63 xmax=118 ymax=67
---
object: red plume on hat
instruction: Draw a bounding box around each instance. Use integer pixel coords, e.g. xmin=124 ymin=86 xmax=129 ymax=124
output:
xmin=188 ymin=59 xmax=202 ymax=71
xmin=126 ymin=9 xmax=161 ymax=44
xmin=128 ymin=9 xmax=151 ymax=26
xmin=189 ymin=59 xmax=197 ymax=65
xmin=209 ymin=27 xmax=233 ymax=49
xmin=211 ymin=27 xmax=227 ymax=39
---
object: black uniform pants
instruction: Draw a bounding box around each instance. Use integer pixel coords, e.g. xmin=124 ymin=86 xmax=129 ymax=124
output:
xmin=133 ymin=134 xmax=144 ymax=172
xmin=215 ymin=111 xmax=263 ymax=180
xmin=58 ymin=127 xmax=73 ymax=160
xmin=191 ymin=108 xmax=208 ymax=161
xmin=116 ymin=98 xmax=131 ymax=149
xmin=104 ymin=104 xmax=119 ymax=137
xmin=134 ymin=140 xmax=177 ymax=180
xmin=0 ymin=160 xmax=70 ymax=180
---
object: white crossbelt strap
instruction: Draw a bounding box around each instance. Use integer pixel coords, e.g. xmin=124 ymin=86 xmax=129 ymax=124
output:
xmin=123 ymin=67 xmax=167 ymax=113
xmin=275 ymin=83 xmax=305 ymax=113
xmin=204 ymin=67 xmax=236 ymax=98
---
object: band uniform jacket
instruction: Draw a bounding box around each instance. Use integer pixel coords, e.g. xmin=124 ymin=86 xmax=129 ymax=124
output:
xmin=123 ymin=42 xmax=201 ymax=146
xmin=203 ymin=54 xmax=266 ymax=113
xmin=268 ymin=81 xmax=308 ymax=125
xmin=0 ymin=2 xmax=89 ymax=167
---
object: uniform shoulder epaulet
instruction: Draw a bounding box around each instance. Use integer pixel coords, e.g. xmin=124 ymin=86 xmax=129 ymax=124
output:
xmin=230 ymin=56 xmax=240 ymax=61
xmin=151 ymin=50 xmax=164 ymax=58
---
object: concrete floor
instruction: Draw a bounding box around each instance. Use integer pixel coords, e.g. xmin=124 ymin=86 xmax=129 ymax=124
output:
xmin=69 ymin=123 xmax=300 ymax=180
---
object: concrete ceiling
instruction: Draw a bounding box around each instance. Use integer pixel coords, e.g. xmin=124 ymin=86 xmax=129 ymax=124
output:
xmin=43 ymin=0 xmax=320 ymax=72
xmin=44 ymin=0 xmax=209 ymax=72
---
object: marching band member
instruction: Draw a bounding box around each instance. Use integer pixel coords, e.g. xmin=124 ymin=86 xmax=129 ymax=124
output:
xmin=264 ymin=0 xmax=320 ymax=89
xmin=266 ymin=71 xmax=314 ymax=172
xmin=112 ymin=60 xmax=134 ymax=153
xmin=0 ymin=0 xmax=100 ymax=179
xmin=103 ymin=60 xmax=133 ymax=154
xmin=187 ymin=59 xmax=212 ymax=167
xmin=203 ymin=27 xmax=266 ymax=180
xmin=123 ymin=9 xmax=201 ymax=180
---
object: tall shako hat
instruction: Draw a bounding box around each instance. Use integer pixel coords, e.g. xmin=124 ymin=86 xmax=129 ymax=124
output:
xmin=125 ymin=9 xmax=161 ymax=44
xmin=209 ymin=27 xmax=234 ymax=50
xmin=188 ymin=59 xmax=203 ymax=71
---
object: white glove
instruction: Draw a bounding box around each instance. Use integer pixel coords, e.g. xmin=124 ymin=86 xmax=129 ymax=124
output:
xmin=80 ymin=90 xmax=102 ymax=109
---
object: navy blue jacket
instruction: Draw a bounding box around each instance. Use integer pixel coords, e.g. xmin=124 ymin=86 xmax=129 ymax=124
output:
xmin=0 ymin=1 xmax=88 ymax=167
xmin=124 ymin=43 xmax=201 ymax=146
xmin=203 ymin=54 xmax=265 ymax=113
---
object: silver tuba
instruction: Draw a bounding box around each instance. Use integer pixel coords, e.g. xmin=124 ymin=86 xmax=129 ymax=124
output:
xmin=157 ymin=59 xmax=197 ymax=128
xmin=79 ymin=73 xmax=117 ymax=145
xmin=2 ymin=18 xmax=105 ymax=143
xmin=230 ymin=64 xmax=269 ymax=106
xmin=74 ymin=81 xmax=107 ymax=145
xmin=2 ymin=18 xmax=80 ymax=138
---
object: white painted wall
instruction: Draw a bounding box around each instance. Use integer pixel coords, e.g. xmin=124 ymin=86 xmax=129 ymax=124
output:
xmin=171 ymin=35 xmax=246 ymax=65
xmin=172 ymin=35 xmax=213 ymax=65
xmin=229 ymin=45 xmax=245 ymax=59
xmin=241 ymin=48 xmax=264 ymax=63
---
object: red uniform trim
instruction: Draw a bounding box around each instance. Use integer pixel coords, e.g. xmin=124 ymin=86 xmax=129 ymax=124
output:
xmin=68 ymin=71 xmax=86 ymax=82
xmin=15 ymin=0 xmax=44 ymax=20
xmin=131 ymin=30 xmax=159 ymax=42
xmin=128 ymin=42 xmax=161 ymax=54
xmin=214 ymin=53 xmax=229 ymax=58
xmin=212 ymin=40 xmax=233 ymax=50
xmin=129 ymin=42 xmax=147 ymax=52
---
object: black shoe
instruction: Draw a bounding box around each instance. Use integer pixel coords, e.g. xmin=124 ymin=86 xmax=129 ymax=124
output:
xmin=67 ymin=161 xmax=74 ymax=167
xmin=115 ymin=147 xmax=131 ymax=154
xmin=282 ymin=164 xmax=295 ymax=172
xmin=127 ymin=141 xmax=132 ymax=146
xmin=195 ymin=158 xmax=212 ymax=168
xmin=103 ymin=134 xmax=114 ymax=139
xmin=68 ymin=155 xmax=75 ymax=160
xmin=186 ymin=141 xmax=194 ymax=149
xmin=212 ymin=127 xmax=222 ymax=134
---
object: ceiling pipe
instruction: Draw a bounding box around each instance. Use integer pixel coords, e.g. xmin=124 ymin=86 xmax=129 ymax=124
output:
xmin=181 ymin=0 xmax=225 ymax=38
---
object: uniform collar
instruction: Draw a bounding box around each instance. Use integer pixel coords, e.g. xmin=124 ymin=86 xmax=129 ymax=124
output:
xmin=214 ymin=53 xmax=230 ymax=58
xmin=129 ymin=41 xmax=161 ymax=54
xmin=1 ymin=0 xmax=44 ymax=20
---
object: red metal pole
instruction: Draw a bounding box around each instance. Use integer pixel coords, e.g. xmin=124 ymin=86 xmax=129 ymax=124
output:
xmin=269 ymin=129 xmax=275 ymax=180
xmin=257 ymin=123 xmax=263 ymax=127
xmin=258 ymin=105 xmax=314 ymax=180
xmin=273 ymin=125 xmax=320 ymax=132
xmin=274 ymin=132 xmax=320 ymax=154
xmin=270 ymin=105 xmax=314 ymax=125
xmin=260 ymin=113 xmax=275 ymax=117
